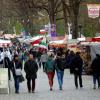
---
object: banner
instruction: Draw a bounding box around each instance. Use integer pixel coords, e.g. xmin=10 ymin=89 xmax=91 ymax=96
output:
xmin=51 ymin=24 xmax=57 ymax=37
xmin=44 ymin=23 xmax=57 ymax=37
xmin=87 ymin=4 xmax=100 ymax=18
xmin=21 ymin=28 xmax=30 ymax=39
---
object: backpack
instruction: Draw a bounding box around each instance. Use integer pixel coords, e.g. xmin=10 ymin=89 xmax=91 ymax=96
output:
xmin=56 ymin=57 xmax=66 ymax=71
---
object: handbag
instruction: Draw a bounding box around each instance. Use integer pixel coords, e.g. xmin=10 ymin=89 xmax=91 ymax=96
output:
xmin=19 ymin=74 xmax=25 ymax=83
xmin=14 ymin=62 xmax=22 ymax=76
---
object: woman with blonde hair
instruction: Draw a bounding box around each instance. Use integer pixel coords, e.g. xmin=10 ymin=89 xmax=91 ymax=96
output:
xmin=44 ymin=54 xmax=55 ymax=91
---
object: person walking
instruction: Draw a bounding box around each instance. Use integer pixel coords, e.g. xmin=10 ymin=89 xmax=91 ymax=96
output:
xmin=91 ymin=54 xmax=100 ymax=89
xmin=66 ymin=51 xmax=75 ymax=73
xmin=4 ymin=53 xmax=12 ymax=80
xmin=24 ymin=54 xmax=38 ymax=93
xmin=55 ymin=52 xmax=66 ymax=90
xmin=44 ymin=54 xmax=55 ymax=91
xmin=40 ymin=51 xmax=48 ymax=71
xmin=73 ymin=52 xmax=83 ymax=89
xmin=11 ymin=54 xmax=22 ymax=93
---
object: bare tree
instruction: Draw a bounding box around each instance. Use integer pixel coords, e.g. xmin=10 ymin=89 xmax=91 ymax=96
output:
xmin=69 ymin=0 xmax=83 ymax=39
xmin=28 ymin=0 xmax=62 ymax=24
xmin=61 ymin=0 xmax=83 ymax=38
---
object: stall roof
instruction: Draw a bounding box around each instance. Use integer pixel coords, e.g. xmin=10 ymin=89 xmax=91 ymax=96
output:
xmin=0 ymin=39 xmax=12 ymax=47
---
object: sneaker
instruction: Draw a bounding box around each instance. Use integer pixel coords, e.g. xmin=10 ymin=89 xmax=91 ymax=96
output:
xmin=80 ymin=86 xmax=83 ymax=88
xmin=76 ymin=87 xmax=78 ymax=89
xmin=93 ymin=85 xmax=96 ymax=89
xmin=98 ymin=86 xmax=100 ymax=89
xmin=15 ymin=91 xmax=19 ymax=94
xmin=32 ymin=91 xmax=35 ymax=93
xmin=28 ymin=90 xmax=31 ymax=93
xmin=59 ymin=86 xmax=62 ymax=90
xmin=50 ymin=88 xmax=53 ymax=91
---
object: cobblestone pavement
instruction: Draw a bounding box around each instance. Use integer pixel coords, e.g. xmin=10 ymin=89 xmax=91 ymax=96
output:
xmin=0 ymin=69 xmax=100 ymax=100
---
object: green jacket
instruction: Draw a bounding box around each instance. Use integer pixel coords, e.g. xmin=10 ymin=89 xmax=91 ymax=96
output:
xmin=44 ymin=58 xmax=55 ymax=73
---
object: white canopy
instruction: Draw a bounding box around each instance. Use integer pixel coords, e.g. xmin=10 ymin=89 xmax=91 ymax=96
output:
xmin=49 ymin=40 xmax=65 ymax=44
xmin=0 ymin=39 xmax=12 ymax=47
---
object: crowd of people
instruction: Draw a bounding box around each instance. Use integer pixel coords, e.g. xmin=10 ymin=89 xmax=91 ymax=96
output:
xmin=0 ymin=46 xmax=100 ymax=94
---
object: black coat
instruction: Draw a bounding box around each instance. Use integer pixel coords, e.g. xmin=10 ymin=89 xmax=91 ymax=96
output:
xmin=73 ymin=55 xmax=83 ymax=75
xmin=55 ymin=57 xmax=66 ymax=71
xmin=91 ymin=57 xmax=100 ymax=75
xmin=24 ymin=60 xmax=38 ymax=79
xmin=66 ymin=54 xmax=75 ymax=73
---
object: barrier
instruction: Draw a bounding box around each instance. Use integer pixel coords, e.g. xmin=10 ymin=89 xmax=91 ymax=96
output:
xmin=0 ymin=68 xmax=9 ymax=94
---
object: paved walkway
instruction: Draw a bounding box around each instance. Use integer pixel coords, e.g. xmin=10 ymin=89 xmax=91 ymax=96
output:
xmin=0 ymin=69 xmax=100 ymax=100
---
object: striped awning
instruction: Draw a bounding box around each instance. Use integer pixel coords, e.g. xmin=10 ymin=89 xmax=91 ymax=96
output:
xmin=0 ymin=39 xmax=12 ymax=47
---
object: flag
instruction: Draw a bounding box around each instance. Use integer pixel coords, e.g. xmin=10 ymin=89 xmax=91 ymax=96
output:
xmin=39 ymin=41 xmax=48 ymax=49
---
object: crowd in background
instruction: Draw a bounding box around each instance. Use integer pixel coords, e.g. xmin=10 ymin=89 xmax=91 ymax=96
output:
xmin=0 ymin=45 xmax=100 ymax=94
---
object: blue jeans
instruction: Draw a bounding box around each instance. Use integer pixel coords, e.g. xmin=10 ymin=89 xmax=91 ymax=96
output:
xmin=56 ymin=70 xmax=64 ymax=89
xmin=14 ymin=76 xmax=20 ymax=92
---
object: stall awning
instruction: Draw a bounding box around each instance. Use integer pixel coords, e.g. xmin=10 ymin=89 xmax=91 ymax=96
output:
xmin=0 ymin=39 xmax=12 ymax=47
xmin=92 ymin=37 xmax=100 ymax=42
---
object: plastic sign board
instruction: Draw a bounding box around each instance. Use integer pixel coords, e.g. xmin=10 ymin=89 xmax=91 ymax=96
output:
xmin=0 ymin=68 xmax=9 ymax=94
xmin=51 ymin=24 xmax=57 ymax=37
xmin=87 ymin=4 xmax=100 ymax=18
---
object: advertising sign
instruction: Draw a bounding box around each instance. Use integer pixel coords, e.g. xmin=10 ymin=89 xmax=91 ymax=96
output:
xmin=51 ymin=24 xmax=57 ymax=37
xmin=87 ymin=4 xmax=100 ymax=18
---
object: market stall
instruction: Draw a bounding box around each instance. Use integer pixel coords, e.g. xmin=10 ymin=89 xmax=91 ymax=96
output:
xmin=78 ymin=37 xmax=100 ymax=74
xmin=49 ymin=40 xmax=67 ymax=48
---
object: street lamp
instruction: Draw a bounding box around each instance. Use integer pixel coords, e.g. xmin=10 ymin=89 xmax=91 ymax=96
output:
xmin=68 ymin=23 xmax=72 ymax=40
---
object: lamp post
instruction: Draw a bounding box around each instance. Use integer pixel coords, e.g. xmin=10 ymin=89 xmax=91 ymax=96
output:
xmin=68 ymin=23 xmax=72 ymax=40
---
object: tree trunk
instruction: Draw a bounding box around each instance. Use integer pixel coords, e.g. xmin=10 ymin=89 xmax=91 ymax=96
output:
xmin=61 ymin=0 xmax=68 ymax=34
xmin=72 ymin=15 xmax=78 ymax=39
xmin=72 ymin=2 xmax=80 ymax=39
xmin=49 ymin=13 xmax=56 ymax=25
xmin=48 ymin=0 xmax=56 ymax=24
xmin=48 ymin=0 xmax=57 ymax=37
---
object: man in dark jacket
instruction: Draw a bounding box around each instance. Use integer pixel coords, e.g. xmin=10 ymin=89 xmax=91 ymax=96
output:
xmin=66 ymin=51 xmax=75 ymax=73
xmin=91 ymin=54 xmax=100 ymax=89
xmin=24 ymin=54 xmax=38 ymax=93
xmin=55 ymin=52 xmax=66 ymax=90
xmin=73 ymin=52 xmax=83 ymax=89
